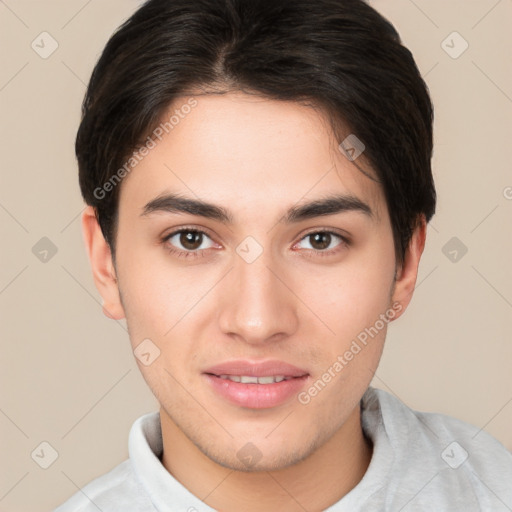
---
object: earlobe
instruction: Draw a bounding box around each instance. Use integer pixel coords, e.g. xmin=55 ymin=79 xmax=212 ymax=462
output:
xmin=81 ymin=206 xmax=125 ymax=320
xmin=390 ymin=216 xmax=427 ymax=320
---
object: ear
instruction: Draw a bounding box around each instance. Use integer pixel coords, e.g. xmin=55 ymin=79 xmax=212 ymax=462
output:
xmin=81 ymin=206 xmax=125 ymax=320
xmin=390 ymin=216 xmax=427 ymax=320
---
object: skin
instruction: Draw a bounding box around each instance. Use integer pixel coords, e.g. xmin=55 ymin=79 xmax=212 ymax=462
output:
xmin=82 ymin=91 xmax=426 ymax=511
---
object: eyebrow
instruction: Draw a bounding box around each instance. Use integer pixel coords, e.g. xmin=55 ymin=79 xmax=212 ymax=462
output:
xmin=141 ymin=192 xmax=373 ymax=224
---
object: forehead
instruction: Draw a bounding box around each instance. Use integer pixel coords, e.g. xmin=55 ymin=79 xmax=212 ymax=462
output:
xmin=118 ymin=92 xmax=386 ymax=222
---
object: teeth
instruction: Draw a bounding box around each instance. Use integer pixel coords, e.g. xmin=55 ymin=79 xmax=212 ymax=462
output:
xmin=240 ymin=375 xmax=258 ymax=384
xmin=257 ymin=376 xmax=276 ymax=384
xmin=218 ymin=375 xmax=288 ymax=384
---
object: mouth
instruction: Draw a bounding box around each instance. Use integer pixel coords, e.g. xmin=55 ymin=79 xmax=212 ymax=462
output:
xmin=202 ymin=360 xmax=310 ymax=409
xmin=214 ymin=374 xmax=297 ymax=384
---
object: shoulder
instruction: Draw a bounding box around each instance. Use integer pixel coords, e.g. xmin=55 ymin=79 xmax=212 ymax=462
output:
xmin=362 ymin=388 xmax=512 ymax=510
xmin=54 ymin=412 xmax=161 ymax=511
xmin=53 ymin=459 xmax=156 ymax=512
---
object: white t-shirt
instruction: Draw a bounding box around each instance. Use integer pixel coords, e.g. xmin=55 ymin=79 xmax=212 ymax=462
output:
xmin=54 ymin=387 xmax=512 ymax=511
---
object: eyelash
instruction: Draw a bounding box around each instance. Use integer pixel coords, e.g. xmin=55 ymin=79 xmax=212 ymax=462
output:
xmin=161 ymin=226 xmax=350 ymax=260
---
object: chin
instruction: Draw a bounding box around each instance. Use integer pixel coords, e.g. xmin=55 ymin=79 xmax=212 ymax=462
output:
xmin=197 ymin=431 xmax=325 ymax=473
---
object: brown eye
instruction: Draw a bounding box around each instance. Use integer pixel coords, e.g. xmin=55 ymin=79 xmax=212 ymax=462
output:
xmin=180 ymin=231 xmax=203 ymax=250
xmin=294 ymin=231 xmax=347 ymax=254
xmin=308 ymin=232 xmax=332 ymax=250
xmin=165 ymin=229 xmax=215 ymax=253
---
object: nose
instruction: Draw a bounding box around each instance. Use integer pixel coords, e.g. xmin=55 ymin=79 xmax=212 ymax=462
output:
xmin=218 ymin=251 xmax=299 ymax=345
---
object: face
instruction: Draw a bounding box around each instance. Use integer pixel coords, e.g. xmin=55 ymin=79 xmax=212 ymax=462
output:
xmin=90 ymin=92 xmax=416 ymax=472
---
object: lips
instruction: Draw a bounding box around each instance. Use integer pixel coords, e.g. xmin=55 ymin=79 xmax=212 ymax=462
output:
xmin=217 ymin=375 xmax=290 ymax=384
xmin=203 ymin=360 xmax=309 ymax=379
xmin=202 ymin=360 xmax=310 ymax=409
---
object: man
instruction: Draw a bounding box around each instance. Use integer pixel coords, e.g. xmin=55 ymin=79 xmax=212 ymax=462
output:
xmin=55 ymin=0 xmax=512 ymax=510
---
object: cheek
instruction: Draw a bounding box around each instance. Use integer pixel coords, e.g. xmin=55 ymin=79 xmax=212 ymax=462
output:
xmin=115 ymin=244 xmax=208 ymax=343
xmin=295 ymin=261 xmax=394 ymax=412
xmin=295 ymin=254 xmax=395 ymax=342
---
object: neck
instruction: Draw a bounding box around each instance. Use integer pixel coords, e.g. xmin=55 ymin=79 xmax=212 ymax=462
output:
xmin=160 ymin=404 xmax=372 ymax=511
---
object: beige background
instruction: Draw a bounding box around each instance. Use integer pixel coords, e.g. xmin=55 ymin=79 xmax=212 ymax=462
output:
xmin=0 ymin=1 xmax=511 ymax=511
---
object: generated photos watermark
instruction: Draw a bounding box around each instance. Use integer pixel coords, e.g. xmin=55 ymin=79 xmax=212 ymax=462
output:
xmin=93 ymin=97 xmax=198 ymax=200
xmin=298 ymin=302 xmax=403 ymax=405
